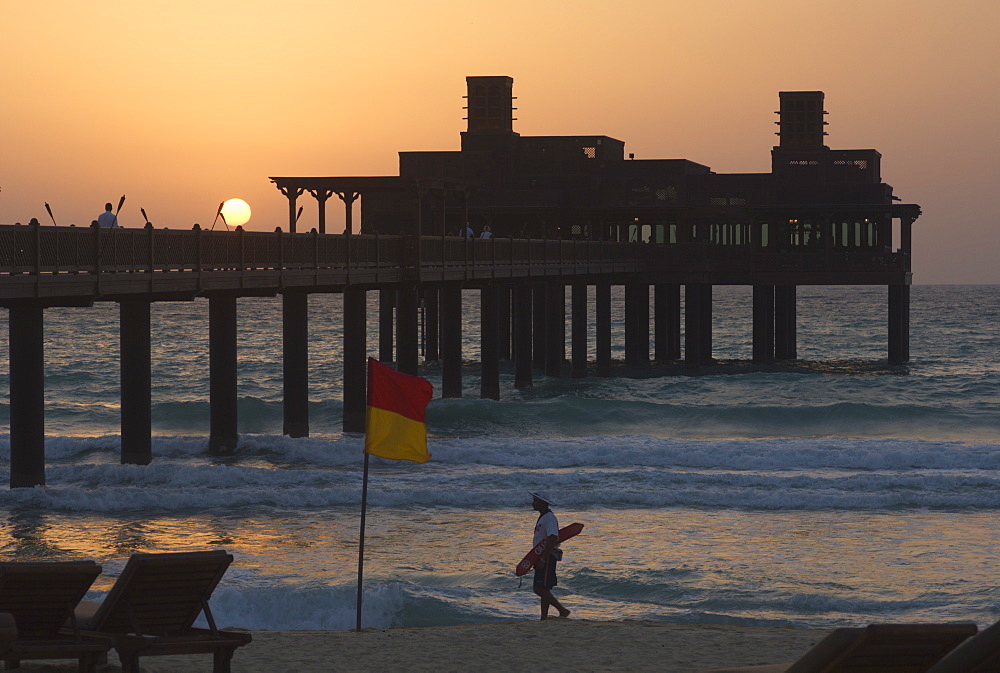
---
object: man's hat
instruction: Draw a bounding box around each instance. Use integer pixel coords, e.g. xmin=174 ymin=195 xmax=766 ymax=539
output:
xmin=529 ymin=491 xmax=556 ymax=506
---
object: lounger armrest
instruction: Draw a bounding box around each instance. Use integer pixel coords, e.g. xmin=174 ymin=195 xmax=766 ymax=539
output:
xmin=69 ymin=600 xmax=102 ymax=631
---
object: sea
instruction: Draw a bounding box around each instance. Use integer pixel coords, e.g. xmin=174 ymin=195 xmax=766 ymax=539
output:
xmin=1 ymin=284 xmax=998 ymax=632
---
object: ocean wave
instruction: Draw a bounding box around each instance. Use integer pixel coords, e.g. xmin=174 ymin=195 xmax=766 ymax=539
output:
xmin=9 ymin=393 xmax=1000 ymax=441
xmin=1 ymin=434 xmax=999 ymax=512
xmin=5 ymin=433 xmax=1000 ymax=471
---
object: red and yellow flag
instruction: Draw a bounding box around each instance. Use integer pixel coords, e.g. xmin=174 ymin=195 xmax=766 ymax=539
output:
xmin=364 ymin=358 xmax=433 ymax=463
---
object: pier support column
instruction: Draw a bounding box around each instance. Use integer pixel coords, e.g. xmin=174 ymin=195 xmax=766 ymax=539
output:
xmin=120 ymin=299 xmax=153 ymax=463
xmin=513 ymin=283 xmax=533 ymax=388
xmin=700 ymin=284 xmax=713 ymax=364
xmin=208 ymin=294 xmax=238 ymax=455
xmin=8 ymin=304 xmax=46 ymax=487
xmin=685 ymin=284 xmax=713 ymax=366
xmin=423 ymin=288 xmax=439 ymax=361
xmin=544 ymin=283 xmax=565 ymax=378
xmin=625 ymin=281 xmax=649 ymax=369
xmin=342 ymin=287 xmax=367 ymax=433
xmin=396 ymin=284 xmax=419 ymax=376
xmin=499 ymin=284 xmax=511 ymax=361
xmin=571 ymin=282 xmax=588 ymax=378
xmin=480 ymin=284 xmax=500 ymax=400
xmin=440 ymin=284 xmax=462 ymax=398
xmin=752 ymin=285 xmax=776 ymax=364
xmin=775 ymin=285 xmax=797 ymax=360
xmin=532 ymin=284 xmax=546 ymax=370
xmin=595 ymin=282 xmax=612 ymax=377
xmin=654 ymin=284 xmax=681 ymax=361
xmin=888 ymin=284 xmax=910 ymax=364
xmin=282 ymin=291 xmax=309 ymax=438
xmin=379 ymin=289 xmax=395 ymax=363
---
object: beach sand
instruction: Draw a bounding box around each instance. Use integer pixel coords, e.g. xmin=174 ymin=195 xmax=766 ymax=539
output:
xmin=10 ymin=620 xmax=823 ymax=672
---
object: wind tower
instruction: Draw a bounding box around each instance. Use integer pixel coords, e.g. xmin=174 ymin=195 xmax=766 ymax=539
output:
xmin=461 ymin=76 xmax=519 ymax=185
xmin=775 ymin=91 xmax=828 ymax=149
xmin=464 ymin=75 xmax=516 ymax=133
xmin=772 ymin=91 xmax=831 ymax=190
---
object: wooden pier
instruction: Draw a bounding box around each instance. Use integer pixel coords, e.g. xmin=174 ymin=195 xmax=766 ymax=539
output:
xmin=2 ymin=79 xmax=922 ymax=487
xmin=1 ymin=216 xmax=916 ymax=487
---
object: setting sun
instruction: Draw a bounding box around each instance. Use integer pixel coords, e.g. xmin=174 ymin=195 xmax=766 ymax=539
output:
xmin=221 ymin=198 xmax=251 ymax=227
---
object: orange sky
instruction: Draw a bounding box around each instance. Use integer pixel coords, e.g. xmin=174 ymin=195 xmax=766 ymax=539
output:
xmin=2 ymin=0 xmax=997 ymax=283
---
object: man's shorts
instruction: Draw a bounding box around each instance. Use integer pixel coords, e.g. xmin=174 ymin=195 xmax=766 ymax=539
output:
xmin=533 ymin=557 xmax=558 ymax=590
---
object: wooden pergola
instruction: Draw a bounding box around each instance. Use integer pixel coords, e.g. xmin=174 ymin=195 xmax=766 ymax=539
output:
xmin=269 ymin=176 xmax=471 ymax=234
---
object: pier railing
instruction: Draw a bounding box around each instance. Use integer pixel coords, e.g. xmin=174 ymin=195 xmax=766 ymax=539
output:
xmin=0 ymin=223 xmax=908 ymax=302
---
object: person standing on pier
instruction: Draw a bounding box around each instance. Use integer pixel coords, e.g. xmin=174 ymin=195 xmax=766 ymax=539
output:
xmin=529 ymin=492 xmax=571 ymax=620
xmin=97 ymin=203 xmax=120 ymax=228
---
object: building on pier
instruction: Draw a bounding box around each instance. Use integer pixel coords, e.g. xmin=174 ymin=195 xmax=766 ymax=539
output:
xmin=272 ymin=76 xmax=919 ymax=259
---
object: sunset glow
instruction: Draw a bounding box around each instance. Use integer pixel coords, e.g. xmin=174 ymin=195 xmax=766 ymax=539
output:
xmin=1 ymin=0 xmax=997 ymax=282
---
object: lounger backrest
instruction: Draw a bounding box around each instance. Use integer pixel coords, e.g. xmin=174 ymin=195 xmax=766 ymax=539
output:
xmin=927 ymin=620 xmax=1000 ymax=673
xmin=786 ymin=623 xmax=977 ymax=673
xmin=90 ymin=550 xmax=232 ymax=637
xmin=0 ymin=561 xmax=101 ymax=638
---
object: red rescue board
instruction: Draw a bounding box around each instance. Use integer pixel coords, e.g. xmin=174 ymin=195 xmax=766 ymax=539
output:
xmin=515 ymin=522 xmax=584 ymax=577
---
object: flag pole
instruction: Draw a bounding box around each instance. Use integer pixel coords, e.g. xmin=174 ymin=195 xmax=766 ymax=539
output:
xmin=356 ymin=451 xmax=370 ymax=632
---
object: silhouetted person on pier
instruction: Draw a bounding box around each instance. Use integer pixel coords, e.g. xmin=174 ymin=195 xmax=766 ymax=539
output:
xmin=461 ymin=223 xmax=474 ymax=238
xmin=480 ymin=225 xmax=493 ymax=239
xmin=97 ymin=203 xmax=120 ymax=228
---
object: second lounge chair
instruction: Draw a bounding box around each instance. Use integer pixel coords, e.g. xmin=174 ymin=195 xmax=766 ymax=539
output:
xmin=694 ymin=622 xmax=979 ymax=673
xmin=74 ymin=550 xmax=252 ymax=673
xmin=927 ymin=619 xmax=1000 ymax=673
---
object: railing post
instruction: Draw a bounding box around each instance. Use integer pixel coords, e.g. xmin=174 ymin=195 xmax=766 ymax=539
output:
xmin=275 ymin=227 xmax=284 ymax=285
xmin=93 ymin=222 xmax=102 ymax=296
xmin=313 ymin=228 xmax=319 ymax=285
xmin=32 ymin=219 xmax=41 ymax=297
xmin=238 ymin=225 xmax=246 ymax=277
xmin=345 ymin=229 xmax=351 ymax=284
xmin=146 ymin=222 xmax=155 ymax=292
xmin=464 ymin=228 xmax=470 ymax=277
xmin=194 ymin=223 xmax=203 ymax=293
xmin=32 ymin=218 xmax=41 ymax=276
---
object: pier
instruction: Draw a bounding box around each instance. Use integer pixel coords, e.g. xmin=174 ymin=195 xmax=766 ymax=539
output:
xmin=2 ymin=78 xmax=920 ymax=487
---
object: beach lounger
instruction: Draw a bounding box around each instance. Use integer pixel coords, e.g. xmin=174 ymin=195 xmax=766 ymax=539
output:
xmin=694 ymin=623 xmax=978 ymax=673
xmin=0 ymin=560 xmax=112 ymax=672
xmin=0 ymin=613 xmax=15 ymax=655
xmin=74 ymin=550 xmax=252 ymax=673
xmin=0 ymin=613 xmax=15 ymax=658
xmin=927 ymin=619 xmax=1000 ymax=673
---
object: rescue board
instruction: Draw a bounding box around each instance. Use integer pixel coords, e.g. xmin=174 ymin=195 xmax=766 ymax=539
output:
xmin=515 ymin=522 xmax=584 ymax=576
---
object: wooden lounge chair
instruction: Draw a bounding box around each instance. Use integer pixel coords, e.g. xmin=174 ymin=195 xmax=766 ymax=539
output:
xmin=694 ymin=623 xmax=978 ymax=673
xmin=74 ymin=550 xmax=252 ymax=673
xmin=0 ymin=560 xmax=112 ymax=673
xmin=0 ymin=613 xmax=15 ymax=658
xmin=927 ymin=619 xmax=1000 ymax=673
